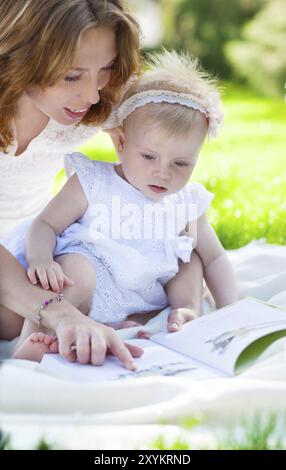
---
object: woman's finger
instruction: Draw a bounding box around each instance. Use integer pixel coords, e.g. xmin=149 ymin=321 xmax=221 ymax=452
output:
xmin=75 ymin=330 xmax=91 ymax=364
xmin=90 ymin=335 xmax=107 ymax=366
xmin=107 ymin=330 xmax=139 ymax=370
xmin=57 ymin=327 xmax=77 ymax=363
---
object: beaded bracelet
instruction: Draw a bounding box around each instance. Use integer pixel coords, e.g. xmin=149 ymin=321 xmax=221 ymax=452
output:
xmin=37 ymin=292 xmax=64 ymax=328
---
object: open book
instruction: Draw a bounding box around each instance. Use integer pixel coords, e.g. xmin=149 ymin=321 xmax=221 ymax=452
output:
xmin=40 ymin=297 xmax=286 ymax=382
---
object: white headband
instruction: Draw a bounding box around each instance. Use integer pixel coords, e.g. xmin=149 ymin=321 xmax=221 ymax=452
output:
xmin=103 ymin=89 xmax=223 ymax=138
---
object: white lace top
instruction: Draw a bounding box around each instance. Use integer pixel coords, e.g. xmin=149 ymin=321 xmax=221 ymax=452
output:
xmin=0 ymin=119 xmax=97 ymax=238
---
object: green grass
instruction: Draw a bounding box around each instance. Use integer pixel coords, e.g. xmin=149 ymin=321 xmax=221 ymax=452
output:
xmin=216 ymin=414 xmax=285 ymax=450
xmin=54 ymin=82 xmax=286 ymax=249
xmin=149 ymin=413 xmax=285 ymax=450
xmin=1 ymin=414 xmax=284 ymax=450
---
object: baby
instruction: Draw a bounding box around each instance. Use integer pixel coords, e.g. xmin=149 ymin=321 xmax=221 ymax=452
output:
xmin=6 ymin=50 xmax=237 ymax=361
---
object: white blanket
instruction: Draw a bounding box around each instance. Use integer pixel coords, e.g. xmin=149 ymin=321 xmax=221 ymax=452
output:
xmin=1 ymin=240 xmax=286 ymax=427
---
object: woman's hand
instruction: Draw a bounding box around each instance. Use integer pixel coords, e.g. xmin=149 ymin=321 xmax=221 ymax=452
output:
xmin=27 ymin=259 xmax=74 ymax=293
xmin=55 ymin=314 xmax=143 ymax=370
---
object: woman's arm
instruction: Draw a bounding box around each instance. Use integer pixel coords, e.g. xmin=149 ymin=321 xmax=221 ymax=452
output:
xmin=0 ymin=244 xmax=141 ymax=368
xmin=192 ymin=214 xmax=238 ymax=307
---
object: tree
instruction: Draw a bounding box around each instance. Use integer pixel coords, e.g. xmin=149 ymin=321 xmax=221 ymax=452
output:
xmin=159 ymin=0 xmax=263 ymax=78
xmin=225 ymin=0 xmax=286 ymax=97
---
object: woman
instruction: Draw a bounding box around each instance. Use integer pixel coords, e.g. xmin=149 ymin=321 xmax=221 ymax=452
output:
xmin=0 ymin=0 xmax=140 ymax=237
xmin=0 ymin=0 xmax=203 ymax=366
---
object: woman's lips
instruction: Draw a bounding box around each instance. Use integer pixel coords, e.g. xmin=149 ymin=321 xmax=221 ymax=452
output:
xmin=149 ymin=185 xmax=167 ymax=193
xmin=64 ymin=107 xmax=90 ymax=120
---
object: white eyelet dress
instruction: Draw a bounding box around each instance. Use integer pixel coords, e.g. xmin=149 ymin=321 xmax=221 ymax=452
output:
xmin=58 ymin=153 xmax=214 ymax=323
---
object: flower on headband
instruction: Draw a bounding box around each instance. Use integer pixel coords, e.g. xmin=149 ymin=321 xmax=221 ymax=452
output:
xmin=204 ymin=92 xmax=224 ymax=139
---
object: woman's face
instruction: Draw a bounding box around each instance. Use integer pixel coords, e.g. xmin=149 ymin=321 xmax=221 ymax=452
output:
xmin=25 ymin=26 xmax=117 ymax=125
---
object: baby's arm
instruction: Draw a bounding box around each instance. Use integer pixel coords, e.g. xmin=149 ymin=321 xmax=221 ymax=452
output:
xmin=165 ymin=250 xmax=203 ymax=312
xmin=148 ymin=250 xmax=204 ymax=334
xmin=25 ymin=174 xmax=88 ymax=291
xmin=191 ymin=214 xmax=238 ymax=308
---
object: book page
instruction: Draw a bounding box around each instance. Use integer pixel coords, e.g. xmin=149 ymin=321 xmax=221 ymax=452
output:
xmin=40 ymin=339 xmax=221 ymax=383
xmin=150 ymin=298 xmax=286 ymax=375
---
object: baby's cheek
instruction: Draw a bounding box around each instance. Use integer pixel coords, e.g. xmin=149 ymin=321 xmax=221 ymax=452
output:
xmin=175 ymin=174 xmax=189 ymax=191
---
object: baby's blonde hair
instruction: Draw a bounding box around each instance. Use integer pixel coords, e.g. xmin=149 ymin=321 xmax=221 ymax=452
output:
xmin=121 ymin=49 xmax=220 ymax=137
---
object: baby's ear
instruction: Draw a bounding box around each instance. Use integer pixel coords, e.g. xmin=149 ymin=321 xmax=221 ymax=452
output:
xmin=105 ymin=126 xmax=125 ymax=152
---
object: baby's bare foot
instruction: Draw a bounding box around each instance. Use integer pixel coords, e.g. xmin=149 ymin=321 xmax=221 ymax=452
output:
xmin=13 ymin=332 xmax=58 ymax=362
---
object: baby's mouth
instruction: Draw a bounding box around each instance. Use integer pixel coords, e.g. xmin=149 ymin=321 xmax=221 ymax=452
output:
xmin=148 ymin=185 xmax=167 ymax=194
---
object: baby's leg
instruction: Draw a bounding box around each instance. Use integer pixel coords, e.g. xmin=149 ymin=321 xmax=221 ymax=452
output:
xmin=13 ymin=332 xmax=58 ymax=362
xmin=12 ymin=315 xmax=58 ymax=361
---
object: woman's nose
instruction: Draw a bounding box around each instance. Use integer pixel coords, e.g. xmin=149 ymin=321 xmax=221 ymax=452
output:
xmin=80 ymin=78 xmax=100 ymax=105
xmin=87 ymin=86 xmax=100 ymax=105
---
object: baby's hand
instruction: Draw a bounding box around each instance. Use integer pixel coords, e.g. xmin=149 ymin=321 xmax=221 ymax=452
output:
xmin=27 ymin=260 xmax=74 ymax=293
xmin=137 ymin=307 xmax=199 ymax=340
xmin=167 ymin=307 xmax=199 ymax=332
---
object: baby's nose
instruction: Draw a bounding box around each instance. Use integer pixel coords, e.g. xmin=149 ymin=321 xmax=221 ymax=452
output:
xmin=155 ymin=166 xmax=171 ymax=180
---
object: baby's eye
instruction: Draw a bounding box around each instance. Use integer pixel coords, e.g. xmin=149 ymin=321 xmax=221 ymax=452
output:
xmin=142 ymin=154 xmax=155 ymax=160
xmin=175 ymin=161 xmax=189 ymax=167
xmin=64 ymin=75 xmax=81 ymax=83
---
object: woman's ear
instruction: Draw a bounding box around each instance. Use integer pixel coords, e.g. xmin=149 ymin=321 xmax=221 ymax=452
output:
xmin=105 ymin=127 xmax=125 ymax=153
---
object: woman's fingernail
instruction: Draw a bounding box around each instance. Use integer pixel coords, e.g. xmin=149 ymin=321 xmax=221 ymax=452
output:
xmin=171 ymin=323 xmax=178 ymax=329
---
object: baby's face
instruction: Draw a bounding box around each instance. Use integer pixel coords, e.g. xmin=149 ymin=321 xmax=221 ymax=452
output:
xmin=116 ymin=112 xmax=207 ymax=200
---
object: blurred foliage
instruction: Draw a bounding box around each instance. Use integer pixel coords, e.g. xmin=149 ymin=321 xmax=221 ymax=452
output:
xmin=225 ymin=0 xmax=286 ymax=97
xmin=194 ymin=82 xmax=286 ymax=249
xmin=0 ymin=429 xmax=11 ymax=450
xmin=158 ymin=0 xmax=263 ymax=78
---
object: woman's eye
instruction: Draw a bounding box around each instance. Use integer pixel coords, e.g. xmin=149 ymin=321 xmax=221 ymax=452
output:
xmin=102 ymin=63 xmax=115 ymax=71
xmin=64 ymin=75 xmax=81 ymax=82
